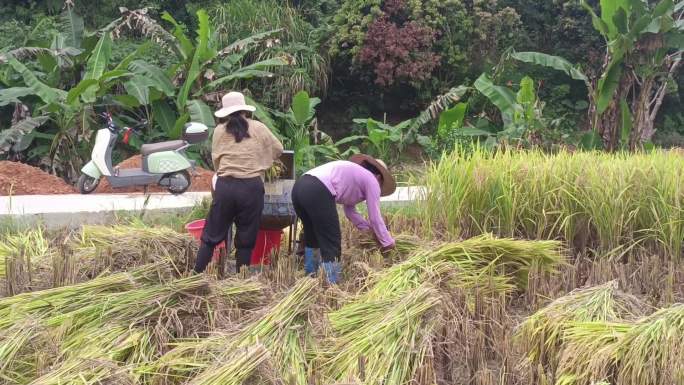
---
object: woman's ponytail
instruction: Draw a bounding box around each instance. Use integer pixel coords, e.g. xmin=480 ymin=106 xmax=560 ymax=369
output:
xmin=219 ymin=112 xmax=250 ymax=142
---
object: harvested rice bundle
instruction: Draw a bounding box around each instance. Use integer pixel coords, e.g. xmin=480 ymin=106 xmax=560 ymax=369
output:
xmin=450 ymin=235 xmax=563 ymax=281
xmin=0 ymin=264 xmax=164 ymax=330
xmin=151 ymin=278 xmax=318 ymax=384
xmin=555 ymin=321 xmax=630 ymax=385
xmin=323 ymin=284 xmax=441 ymax=385
xmin=0 ymin=228 xmax=52 ymax=278
xmin=265 ymin=159 xmax=285 ymax=182
xmin=27 ymin=358 xmax=137 ymax=385
xmin=555 ymin=304 xmax=684 ymax=385
xmin=277 ymin=326 xmax=310 ymax=385
xmin=188 ymin=344 xmax=271 ymax=385
xmin=357 ymin=233 xmax=423 ymax=254
xmin=60 ymin=325 xmax=152 ymax=361
xmin=0 ymin=270 xmax=261 ymax=384
xmin=515 ymin=281 xmax=647 ymax=375
xmin=0 ymin=321 xmax=43 ymax=384
xmin=0 ymin=325 xmax=149 ymax=384
xmin=362 ymin=235 xmax=563 ymax=300
xmin=42 ymin=275 xmax=211 ymax=334
xmin=613 ymin=303 xmax=684 ymax=385
xmin=0 ymin=266 xmax=169 ymax=383
xmin=30 ymin=326 xmax=157 ymax=385
xmin=74 ymin=220 xmax=194 ymax=273
xmin=207 ymin=278 xmax=266 ymax=317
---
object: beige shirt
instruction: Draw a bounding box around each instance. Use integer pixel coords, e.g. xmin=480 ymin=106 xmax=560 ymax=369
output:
xmin=212 ymin=118 xmax=284 ymax=179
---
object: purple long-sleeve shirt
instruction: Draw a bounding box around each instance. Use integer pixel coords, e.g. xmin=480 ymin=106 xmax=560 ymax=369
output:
xmin=305 ymin=160 xmax=395 ymax=248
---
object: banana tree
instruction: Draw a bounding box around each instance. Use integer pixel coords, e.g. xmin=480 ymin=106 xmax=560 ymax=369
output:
xmin=271 ymin=90 xmax=322 ymax=171
xmin=111 ymin=8 xmax=289 ymax=139
xmin=512 ymin=0 xmax=683 ymax=150
xmin=351 ymin=117 xmax=414 ymax=162
xmin=465 ymin=74 xmax=548 ymax=148
xmin=0 ymin=32 xmax=133 ymax=179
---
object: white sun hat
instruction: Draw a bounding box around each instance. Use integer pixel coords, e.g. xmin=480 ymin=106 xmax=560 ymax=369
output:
xmin=214 ymin=91 xmax=256 ymax=118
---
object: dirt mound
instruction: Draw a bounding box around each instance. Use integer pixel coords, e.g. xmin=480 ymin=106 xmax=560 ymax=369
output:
xmin=0 ymin=161 xmax=76 ymax=196
xmin=96 ymin=155 xmax=213 ymax=194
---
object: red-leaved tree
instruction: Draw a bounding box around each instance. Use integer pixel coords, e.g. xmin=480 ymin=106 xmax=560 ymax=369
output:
xmin=357 ymin=0 xmax=440 ymax=87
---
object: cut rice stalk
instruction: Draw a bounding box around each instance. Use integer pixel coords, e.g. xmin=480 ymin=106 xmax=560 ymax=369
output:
xmin=614 ymin=304 xmax=684 ymax=385
xmin=555 ymin=321 xmax=631 ymax=385
xmin=516 ymin=281 xmax=648 ymax=375
xmin=27 ymin=358 xmax=136 ymax=385
xmin=362 ymin=235 xmax=563 ymax=301
xmin=0 ymin=263 xmax=170 ymax=330
xmin=187 ymin=344 xmax=271 ymax=385
xmin=0 ymin=321 xmax=43 ymax=384
xmin=0 ymin=228 xmax=52 ymax=279
xmin=552 ymin=304 xmax=684 ymax=385
xmin=324 ymin=284 xmax=441 ymax=385
xmin=149 ymin=278 xmax=318 ymax=383
xmin=73 ymin=220 xmax=194 ymax=274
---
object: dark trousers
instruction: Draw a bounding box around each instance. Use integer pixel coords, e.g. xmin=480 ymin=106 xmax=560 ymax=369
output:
xmin=292 ymin=175 xmax=341 ymax=263
xmin=194 ymin=176 xmax=264 ymax=273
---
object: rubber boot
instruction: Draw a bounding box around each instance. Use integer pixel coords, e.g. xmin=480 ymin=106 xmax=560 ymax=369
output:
xmin=304 ymin=247 xmax=321 ymax=276
xmin=321 ymin=261 xmax=340 ymax=285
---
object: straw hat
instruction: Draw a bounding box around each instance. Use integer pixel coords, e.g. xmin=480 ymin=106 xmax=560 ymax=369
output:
xmin=349 ymin=154 xmax=396 ymax=197
xmin=214 ymin=92 xmax=256 ymax=118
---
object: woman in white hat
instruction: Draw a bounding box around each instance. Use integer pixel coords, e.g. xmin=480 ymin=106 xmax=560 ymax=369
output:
xmin=194 ymin=91 xmax=283 ymax=274
xmin=291 ymin=154 xmax=396 ymax=283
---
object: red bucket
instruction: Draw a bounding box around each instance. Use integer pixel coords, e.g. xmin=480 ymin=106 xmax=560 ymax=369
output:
xmin=185 ymin=219 xmax=225 ymax=262
xmin=250 ymin=230 xmax=282 ymax=265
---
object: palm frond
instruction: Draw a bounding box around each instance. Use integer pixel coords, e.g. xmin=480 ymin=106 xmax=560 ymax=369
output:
xmin=410 ymin=85 xmax=471 ymax=130
xmin=217 ymin=29 xmax=283 ymax=58
xmin=111 ymin=8 xmax=181 ymax=59
xmin=0 ymin=47 xmax=82 ymax=66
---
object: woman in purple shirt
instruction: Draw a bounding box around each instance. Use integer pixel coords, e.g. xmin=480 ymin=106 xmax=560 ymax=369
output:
xmin=291 ymin=154 xmax=396 ymax=283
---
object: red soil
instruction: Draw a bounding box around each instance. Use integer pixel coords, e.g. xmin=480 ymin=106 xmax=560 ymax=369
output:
xmin=95 ymin=155 xmax=213 ymax=193
xmin=0 ymin=161 xmax=76 ymax=196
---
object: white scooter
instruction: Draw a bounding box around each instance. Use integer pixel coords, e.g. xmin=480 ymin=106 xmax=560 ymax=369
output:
xmin=78 ymin=112 xmax=208 ymax=194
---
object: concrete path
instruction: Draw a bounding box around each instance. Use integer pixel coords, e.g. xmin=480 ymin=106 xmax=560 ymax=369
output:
xmin=1 ymin=186 xmax=425 ymax=228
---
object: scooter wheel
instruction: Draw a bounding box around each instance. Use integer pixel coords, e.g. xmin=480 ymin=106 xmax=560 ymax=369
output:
xmin=165 ymin=170 xmax=191 ymax=195
xmin=78 ymin=174 xmax=100 ymax=194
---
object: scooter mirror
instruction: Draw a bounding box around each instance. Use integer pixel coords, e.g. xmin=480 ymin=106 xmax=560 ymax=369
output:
xmin=183 ymin=122 xmax=210 ymax=144
xmin=184 ymin=122 xmax=208 ymax=134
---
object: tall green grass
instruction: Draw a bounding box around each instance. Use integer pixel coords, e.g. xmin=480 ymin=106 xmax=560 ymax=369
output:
xmin=422 ymin=148 xmax=684 ymax=259
xmin=210 ymin=0 xmax=329 ymax=107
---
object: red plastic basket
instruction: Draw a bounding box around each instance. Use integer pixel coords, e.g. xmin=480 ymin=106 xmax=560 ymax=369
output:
xmin=186 ymin=220 xmax=281 ymax=266
xmin=250 ymin=230 xmax=282 ymax=265
xmin=185 ymin=219 xmax=225 ymax=262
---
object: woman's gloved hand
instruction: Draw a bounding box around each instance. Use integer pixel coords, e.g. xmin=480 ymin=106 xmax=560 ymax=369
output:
xmin=358 ymin=230 xmax=379 ymax=248
xmin=380 ymin=243 xmax=395 ymax=256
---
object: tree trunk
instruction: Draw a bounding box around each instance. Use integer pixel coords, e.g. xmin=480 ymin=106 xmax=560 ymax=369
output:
xmin=630 ymin=76 xmax=655 ymax=150
xmin=596 ymin=74 xmax=633 ymax=151
xmin=631 ymin=54 xmax=682 ymax=148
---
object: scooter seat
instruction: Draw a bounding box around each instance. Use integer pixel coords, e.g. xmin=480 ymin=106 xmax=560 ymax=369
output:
xmin=141 ymin=140 xmax=185 ymax=155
